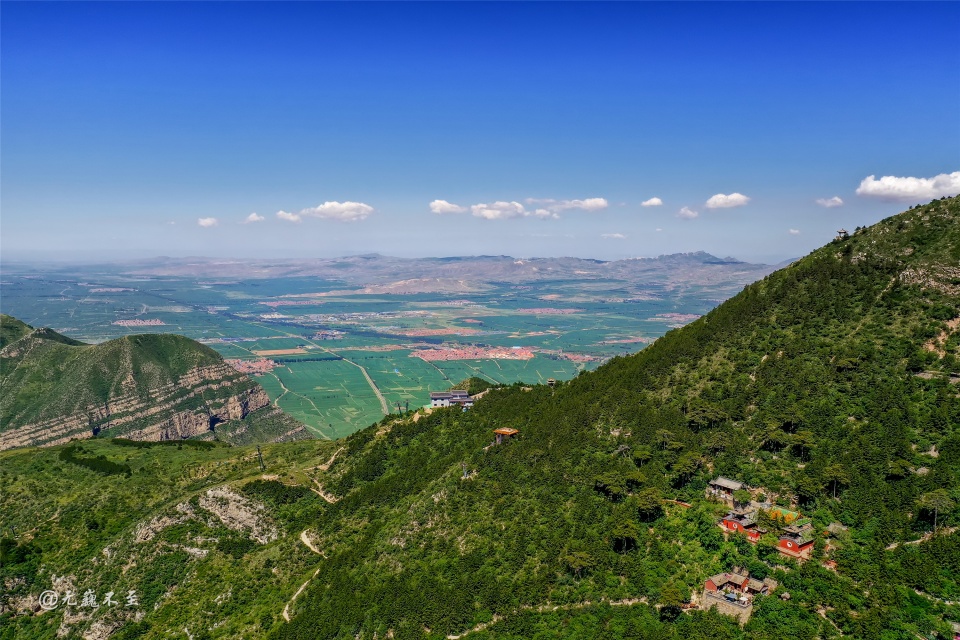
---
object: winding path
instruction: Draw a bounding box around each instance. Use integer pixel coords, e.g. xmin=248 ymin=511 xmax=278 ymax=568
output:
xmin=268 ymin=372 xmax=291 ymax=408
xmin=310 ymin=479 xmax=339 ymax=504
xmin=446 ymin=597 xmax=647 ymax=639
xmin=318 ymin=447 xmax=345 ymax=471
xmin=282 ymin=529 xmax=324 ymax=622
xmin=300 ymin=530 xmax=322 ymax=555
xmin=282 ymin=569 xmax=320 ymax=622
xmin=280 ymin=450 xmax=347 ymax=622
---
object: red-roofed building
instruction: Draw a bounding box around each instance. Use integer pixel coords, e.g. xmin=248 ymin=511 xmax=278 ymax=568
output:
xmin=778 ymin=520 xmax=815 ymax=559
xmin=719 ymin=507 xmax=766 ymax=542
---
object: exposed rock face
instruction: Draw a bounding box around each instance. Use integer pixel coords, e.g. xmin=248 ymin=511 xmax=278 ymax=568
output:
xmin=0 ymin=365 xmax=271 ymax=450
xmin=132 ymin=487 xmax=278 ymax=547
xmin=134 ymin=502 xmax=195 ymax=543
xmin=198 ymin=487 xmax=279 ymax=544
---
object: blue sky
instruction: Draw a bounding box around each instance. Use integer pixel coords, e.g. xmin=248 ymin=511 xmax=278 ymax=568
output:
xmin=2 ymin=1 xmax=958 ymax=264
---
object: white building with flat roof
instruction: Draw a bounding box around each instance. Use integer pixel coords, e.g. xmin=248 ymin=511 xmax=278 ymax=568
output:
xmin=430 ymin=390 xmax=473 ymax=408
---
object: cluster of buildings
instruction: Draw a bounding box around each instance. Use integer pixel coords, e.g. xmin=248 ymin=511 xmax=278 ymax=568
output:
xmin=111 ymin=318 xmax=165 ymax=327
xmin=312 ymin=329 xmax=345 ymax=340
xmin=411 ymin=346 xmax=535 ymax=362
xmin=708 ymin=477 xmax=817 ymax=560
xmin=225 ymin=358 xmax=278 ymax=375
xmin=702 ymin=567 xmax=779 ymax=624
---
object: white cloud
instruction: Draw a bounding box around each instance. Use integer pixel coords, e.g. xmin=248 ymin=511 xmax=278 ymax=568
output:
xmin=276 ymin=210 xmax=302 ymax=223
xmin=789 ymin=229 xmax=801 ymax=235
xmin=655 ymin=228 xmax=663 ymax=232
xmin=676 ymin=207 xmax=699 ymax=219
xmin=197 ymin=217 xmax=218 ymax=228
xmin=815 ymin=196 xmax=844 ymax=208
xmin=243 ymin=212 xmax=265 ymax=224
xmin=855 ymin=171 xmax=960 ymax=202
xmin=429 ymin=200 xmax=467 ymax=215
xmin=466 ymin=198 xmax=610 ymax=220
xmin=525 ymin=197 xmax=609 ymax=212
xmin=471 ymin=201 xmax=528 ymax=220
xmin=601 ymin=233 xmax=626 ymax=239
xmin=705 ymin=192 xmax=751 ymax=209
xmin=299 ymin=201 xmax=374 ymax=222
xmin=564 ymin=197 xmax=608 ymax=211
xmin=641 ymin=197 xmax=663 ymax=207
xmin=457 ymin=196 xmax=608 ymax=221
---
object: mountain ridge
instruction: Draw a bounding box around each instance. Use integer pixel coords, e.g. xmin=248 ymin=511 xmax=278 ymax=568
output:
xmin=0 ymin=317 xmax=310 ymax=450
xmin=2 ymin=251 xmax=779 ymax=287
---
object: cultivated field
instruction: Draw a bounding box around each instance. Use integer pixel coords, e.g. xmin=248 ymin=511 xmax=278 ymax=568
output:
xmin=0 ymin=258 xmax=767 ymax=438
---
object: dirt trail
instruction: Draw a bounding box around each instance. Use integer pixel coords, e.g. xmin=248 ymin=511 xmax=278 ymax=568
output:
xmin=446 ymin=597 xmax=647 ymax=639
xmin=282 ymin=569 xmax=320 ymax=622
xmin=886 ymin=526 xmax=958 ymax=550
xmin=318 ymin=447 xmax=345 ymax=471
xmin=310 ymin=479 xmax=338 ymax=504
xmin=282 ymin=529 xmax=324 ymax=622
xmin=350 ymin=360 xmax=389 ymax=414
xmin=268 ymin=372 xmax=290 ymax=408
xmin=300 ymin=529 xmax=322 ymax=555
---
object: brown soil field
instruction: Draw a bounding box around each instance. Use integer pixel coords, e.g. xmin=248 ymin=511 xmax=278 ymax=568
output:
xmin=253 ymin=348 xmax=308 ymax=356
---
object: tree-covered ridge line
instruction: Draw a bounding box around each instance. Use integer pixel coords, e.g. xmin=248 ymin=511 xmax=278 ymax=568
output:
xmin=2 ymin=196 xmax=959 ymax=639
xmin=0 ymin=317 xmax=308 ymax=448
xmin=274 ymin=197 xmax=959 ymax=639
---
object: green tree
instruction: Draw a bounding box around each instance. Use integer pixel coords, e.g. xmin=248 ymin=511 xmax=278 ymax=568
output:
xmin=632 ymin=445 xmax=653 ymax=467
xmin=658 ymin=582 xmax=687 ymax=621
xmin=791 ymin=430 xmax=815 ymax=461
xmin=917 ymin=490 xmax=956 ymax=532
xmin=562 ymin=550 xmax=595 ymax=578
xmin=672 ymin=452 xmax=701 ymax=485
xmin=732 ymin=489 xmax=752 ymax=506
xmin=759 ymin=422 xmax=787 ymax=451
xmin=824 ymin=463 xmax=850 ymax=499
xmin=656 ymin=429 xmax=675 ymax=450
xmin=594 ymin=472 xmax=627 ymax=501
xmin=633 ymin=487 xmax=664 ymax=521
xmin=611 ymin=516 xmax=640 ymax=553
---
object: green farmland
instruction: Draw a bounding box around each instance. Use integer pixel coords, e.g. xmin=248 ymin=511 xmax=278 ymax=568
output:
xmin=0 ymin=259 xmax=766 ymax=438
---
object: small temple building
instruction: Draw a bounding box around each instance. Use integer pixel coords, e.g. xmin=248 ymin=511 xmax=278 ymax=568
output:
xmin=707 ymin=476 xmax=746 ymax=505
xmin=719 ymin=506 xmax=766 ymax=543
xmin=778 ymin=520 xmax=815 ymax=559
xmin=702 ymin=567 xmax=778 ymax=624
xmin=493 ymin=427 xmax=519 ymax=444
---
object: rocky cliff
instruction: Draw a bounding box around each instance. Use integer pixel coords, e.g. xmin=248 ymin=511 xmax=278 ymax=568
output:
xmin=0 ymin=317 xmax=308 ymax=449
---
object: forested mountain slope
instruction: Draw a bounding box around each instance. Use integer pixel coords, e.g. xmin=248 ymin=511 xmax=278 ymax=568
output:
xmin=275 ymin=196 xmax=960 ymax=639
xmin=0 ymin=317 xmax=308 ymax=449
xmin=2 ymin=197 xmax=959 ymax=640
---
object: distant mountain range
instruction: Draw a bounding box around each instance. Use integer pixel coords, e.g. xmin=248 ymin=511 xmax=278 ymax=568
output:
xmin=0 ymin=315 xmax=308 ymax=450
xmin=6 ymin=251 xmax=788 ymax=292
